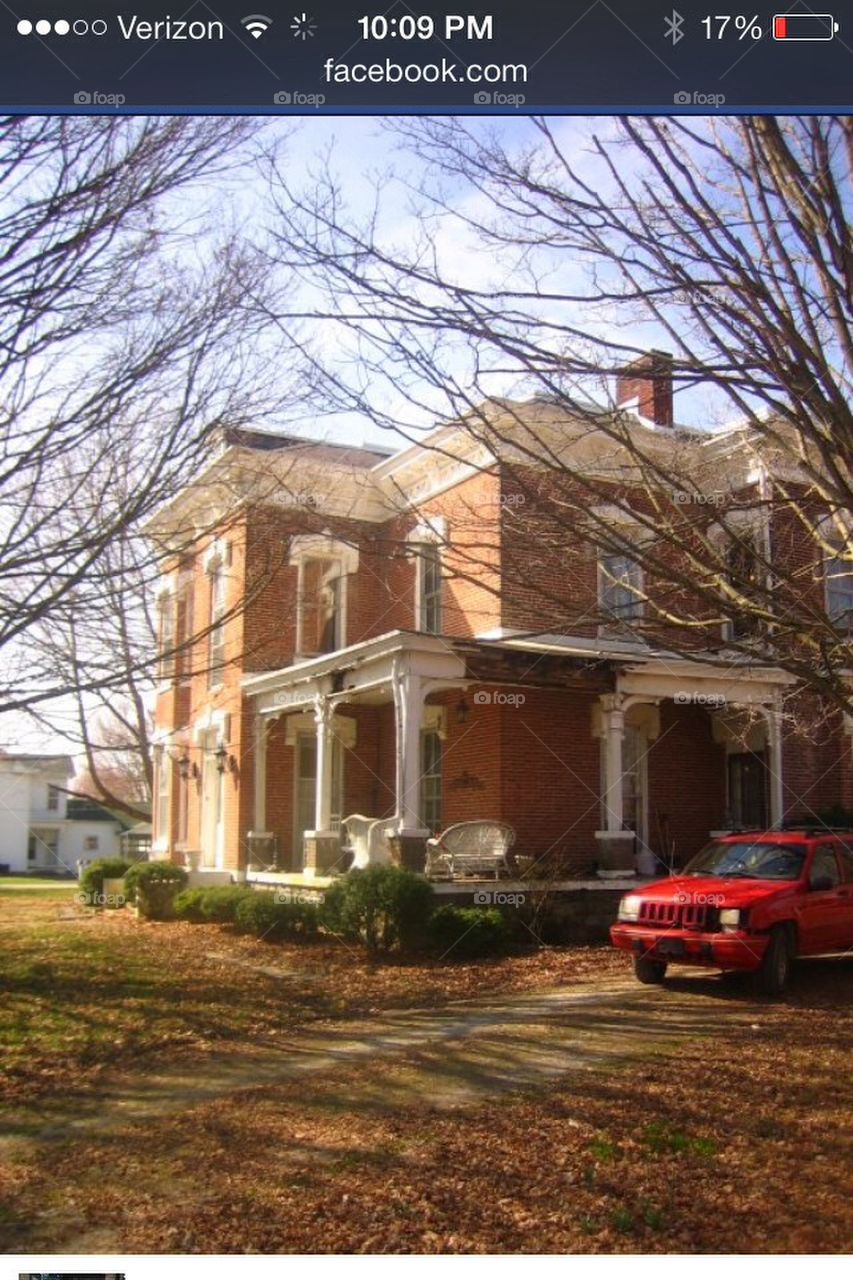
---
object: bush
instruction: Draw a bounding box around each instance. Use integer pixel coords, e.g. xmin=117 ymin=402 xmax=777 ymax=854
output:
xmin=235 ymin=891 xmax=319 ymax=940
xmin=198 ymin=885 xmax=255 ymax=923
xmin=426 ymin=905 xmax=512 ymax=959
xmin=173 ymin=887 xmax=209 ymax=922
xmin=320 ymin=865 xmax=434 ymax=953
xmin=123 ymin=859 xmax=187 ymax=905
xmin=78 ymin=858 xmax=132 ymax=906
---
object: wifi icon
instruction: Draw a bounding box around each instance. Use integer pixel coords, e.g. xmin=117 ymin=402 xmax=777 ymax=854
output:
xmin=241 ymin=13 xmax=272 ymax=38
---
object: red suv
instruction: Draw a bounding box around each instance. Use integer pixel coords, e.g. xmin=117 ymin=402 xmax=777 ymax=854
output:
xmin=610 ymin=829 xmax=853 ymax=994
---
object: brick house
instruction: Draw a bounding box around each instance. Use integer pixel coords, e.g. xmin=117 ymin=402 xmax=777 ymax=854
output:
xmin=146 ymin=357 xmax=853 ymax=885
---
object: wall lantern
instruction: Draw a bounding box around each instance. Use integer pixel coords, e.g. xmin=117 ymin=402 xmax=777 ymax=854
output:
xmin=177 ymin=752 xmax=191 ymax=781
xmin=215 ymin=742 xmax=229 ymax=774
xmin=456 ymin=696 xmax=470 ymax=724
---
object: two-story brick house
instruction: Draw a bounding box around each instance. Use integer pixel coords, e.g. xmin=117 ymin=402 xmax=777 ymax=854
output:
xmin=147 ymin=357 xmax=853 ymax=885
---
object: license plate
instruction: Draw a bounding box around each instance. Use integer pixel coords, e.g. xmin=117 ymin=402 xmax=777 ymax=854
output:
xmin=657 ymin=937 xmax=686 ymax=957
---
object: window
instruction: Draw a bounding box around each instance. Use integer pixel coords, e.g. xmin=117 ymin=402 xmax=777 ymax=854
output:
xmin=84 ymin=835 xmax=99 ymax=852
xmin=599 ymin=553 xmax=643 ymax=624
xmin=725 ymin=534 xmax=762 ymax=640
xmin=158 ymin=592 xmax=176 ymax=680
xmin=175 ymin=585 xmax=194 ymax=684
xmin=208 ymin=564 xmax=226 ymax=686
xmin=825 ymin=545 xmax=853 ymax=629
xmin=420 ymin=730 xmax=443 ymax=834
xmin=155 ymin=751 xmax=171 ymax=844
xmin=810 ymin=846 xmax=841 ymax=888
xmin=46 ymin=784 xmax=60 ymax=811
xmin=417 ymin=544 xmax=443 ymax=634
xmin=300 ymin=558 xmax=343 ymax=655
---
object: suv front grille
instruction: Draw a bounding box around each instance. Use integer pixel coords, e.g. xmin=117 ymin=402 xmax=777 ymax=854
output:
xmin=638 ymin=901 xmax=720 ymax=931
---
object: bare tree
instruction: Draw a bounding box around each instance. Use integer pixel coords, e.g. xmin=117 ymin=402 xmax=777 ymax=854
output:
xmin=0 ymin=116 xmax=290 ymax=719
xmin=263 ymin=116 xmax=853 ymax=715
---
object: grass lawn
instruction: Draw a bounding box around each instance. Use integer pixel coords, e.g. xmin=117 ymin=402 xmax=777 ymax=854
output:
xmin=0 ymin=888 xmax=850 ymax=1253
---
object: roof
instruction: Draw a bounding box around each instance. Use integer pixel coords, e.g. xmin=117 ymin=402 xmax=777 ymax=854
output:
xmin=66 ymin=796 xmax=146 ymax=830
xmin=0 ymin=752 xmax=74 ymax=774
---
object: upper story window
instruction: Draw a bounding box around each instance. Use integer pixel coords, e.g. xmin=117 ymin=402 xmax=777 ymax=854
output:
xmin=208 ymin=563 xmax=227 ymax=686
xmin=409 ymin=518 xmax=447 ymax=636
xmin=825 ymin=544 xmax=853 ymax=630
xmin=46 ymin=784 xmax=60 ymax=811
xmin=599 ymin=553 xmax=644 ymax=626
xmin=290 ymin=534 xmax=359 ymax=659
xmin=725 ymin=534 xmax=762 ymax=640
xmin=417 ymin=543 xmax=443 ymax=635
xmin=157 ymin=591 xmax=176 ymax=681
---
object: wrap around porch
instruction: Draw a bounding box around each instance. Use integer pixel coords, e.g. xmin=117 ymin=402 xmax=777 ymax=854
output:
xmin=237 ymin=631 xmax=794 ymax=885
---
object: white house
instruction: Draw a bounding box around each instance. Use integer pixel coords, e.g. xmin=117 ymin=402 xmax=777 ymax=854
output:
xmin=0 ymin=752 xmax=76 ymax=875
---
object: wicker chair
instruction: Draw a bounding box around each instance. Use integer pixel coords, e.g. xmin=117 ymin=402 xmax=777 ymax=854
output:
xmin=340 ymin=814 xmax=394 ymax=869
xmin=425 ymin=821 xmax=517 ymax=879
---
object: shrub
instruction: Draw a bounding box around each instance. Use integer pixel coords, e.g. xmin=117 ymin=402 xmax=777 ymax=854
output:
xmin=320 ymin=865 xmax=434 ymax=953
xmin=198 ymin=885 xmax=255 ymax=923
xmin=173 ymin=887 xmax=209 ymax=922
xmin=129 ymin=861 xmax=189 ymax=920
xmin=426 ymin=905 xmax=512 ymax=959
xmin=235 ymin=891 xmax=319 ymax=940
xmin=124 ymin=859 xmax=188 ymax=905
xmin=78 ymin=858 xmax=132 ymax=906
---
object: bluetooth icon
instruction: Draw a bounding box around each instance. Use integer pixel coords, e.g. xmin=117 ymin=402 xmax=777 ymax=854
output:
xmin=664 ymin=9 xmax=685 ymax=44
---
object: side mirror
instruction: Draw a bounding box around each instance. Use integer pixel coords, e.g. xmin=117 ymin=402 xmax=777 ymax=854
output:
xmin=810 ymin=874 xmax=835 ymax=892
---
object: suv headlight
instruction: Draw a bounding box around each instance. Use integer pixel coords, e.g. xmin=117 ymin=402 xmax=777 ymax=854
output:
xmin=618 ymin=895 xmax=641 ymax=922
xmin=719 ymin=908 xmax=744 ymax=931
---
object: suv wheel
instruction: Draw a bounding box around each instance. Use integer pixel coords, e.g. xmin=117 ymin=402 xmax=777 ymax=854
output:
xmin=634 ymin=956 xmax=667 ymax=984
xmin=754 ymin=925 xmax=794 ymax=997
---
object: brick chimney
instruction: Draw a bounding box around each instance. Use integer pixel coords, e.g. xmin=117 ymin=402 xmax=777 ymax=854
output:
xmin=615 ymin=350 xmax=674 ymax=427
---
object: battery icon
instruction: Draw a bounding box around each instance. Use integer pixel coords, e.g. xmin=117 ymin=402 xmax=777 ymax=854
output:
xmin=773 ymin=13 xmax=839 ymax=40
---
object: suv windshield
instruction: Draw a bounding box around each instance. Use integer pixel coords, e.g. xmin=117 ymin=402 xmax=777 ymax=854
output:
xmin=684 ymin=840 xmax=807 ymax=881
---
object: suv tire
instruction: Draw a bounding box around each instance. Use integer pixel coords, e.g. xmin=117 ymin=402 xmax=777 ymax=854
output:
xmin=753 ymin=924 xmax=794 ymax=997
xmin=634 ymin=956 xmax=667 ymax=984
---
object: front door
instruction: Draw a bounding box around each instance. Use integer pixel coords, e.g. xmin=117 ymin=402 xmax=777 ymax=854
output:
xmin=728 ymin=751 xmax=768 ymax=829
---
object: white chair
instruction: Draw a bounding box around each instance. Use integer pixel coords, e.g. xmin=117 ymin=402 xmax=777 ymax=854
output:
xmin=341 ymin=814 xmax=394 ymax=869
xmin=425 ymin=821 xmax=517 ymax=879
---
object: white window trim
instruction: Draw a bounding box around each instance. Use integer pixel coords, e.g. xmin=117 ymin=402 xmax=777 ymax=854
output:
xmin=289 ymin=534 xmax=359 ymax=658
xmin=409 ymin=519 xmax=447 ymax=634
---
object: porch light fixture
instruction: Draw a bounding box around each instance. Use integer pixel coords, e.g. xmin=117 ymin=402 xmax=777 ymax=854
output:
xmin=456 ymin=696 xmax=470 ymax=724
xmin=177 ymin=752 xmax=191 ymax=781
xmin=215 ymin=742 xmax=228 ymax=774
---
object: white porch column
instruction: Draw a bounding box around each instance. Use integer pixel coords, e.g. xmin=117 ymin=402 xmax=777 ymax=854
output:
xmin=601 ymin=694 xmax=625 ymax=832
xmin=253 ymin=713 xmax=267 ymax=833
xmin=313 ymin=695 xmax=334 ymax=835
xmin=765 ymin=702 xmax=784 ymax=829
xmin=393 ymin=662 xmax=427 ymax=833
